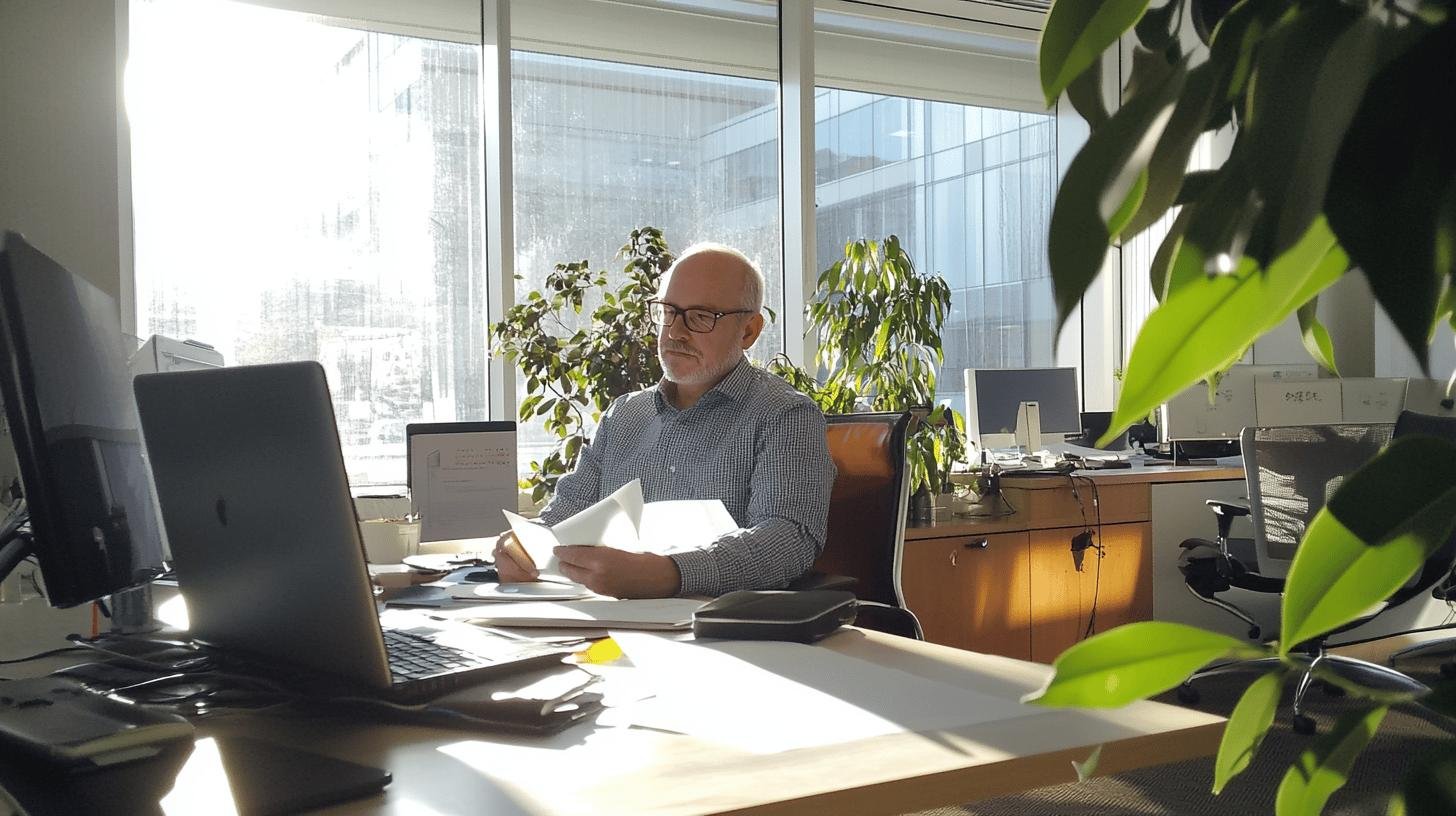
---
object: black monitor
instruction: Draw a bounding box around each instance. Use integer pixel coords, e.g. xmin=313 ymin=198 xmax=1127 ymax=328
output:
xmin=0 ymin=232 xmax=166 ymax=607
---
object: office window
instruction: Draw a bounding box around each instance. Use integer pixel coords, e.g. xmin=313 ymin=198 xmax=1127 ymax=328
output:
xmin=814 ymin=89 xmax=1057 ymax=420
xmin=128 ymin=0 xmax=485 ymax=486
xmin=511 ymin=51 xmax=782 ymax=474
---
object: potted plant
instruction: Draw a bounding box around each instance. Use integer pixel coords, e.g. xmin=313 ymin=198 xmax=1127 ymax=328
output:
xmin=1025 ymin=1 xmax=1456 ymax=813
xmin=489 ymin=227 xmax=672 ymax=502
xmin=769 ymin=235 xmax=966 ymax=501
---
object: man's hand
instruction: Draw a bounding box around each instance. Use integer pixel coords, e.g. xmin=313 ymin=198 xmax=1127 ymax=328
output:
xmin=555 ymin=546 xmax=682 ymax=599
xmin=492 ymin=531 xmax=539 ymax=582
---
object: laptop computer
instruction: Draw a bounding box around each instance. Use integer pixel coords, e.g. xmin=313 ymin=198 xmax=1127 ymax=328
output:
xmin=133 ymin=361 xmax=568 ymax=701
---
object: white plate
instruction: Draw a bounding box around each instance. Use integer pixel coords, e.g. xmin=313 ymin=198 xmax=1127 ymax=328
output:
xmin=446 ymin=581 xmax=593 ymax=602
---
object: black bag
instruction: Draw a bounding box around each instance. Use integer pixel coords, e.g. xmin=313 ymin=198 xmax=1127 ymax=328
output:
xmin=692 ymin=590 xmax=858 ymax=643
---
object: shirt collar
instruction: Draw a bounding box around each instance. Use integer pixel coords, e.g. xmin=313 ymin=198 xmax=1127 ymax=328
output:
xmin=653 ymin=355 xmax=753 ymax=413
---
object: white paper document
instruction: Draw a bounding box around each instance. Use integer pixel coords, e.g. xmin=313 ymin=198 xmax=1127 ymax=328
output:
xmin=457 ymin=599 xmax=704 ymax=630
xmin=610 ymin=633 xmax=1035 ymax=754
xmin=503 ymin=479 xmax=738 ymax=580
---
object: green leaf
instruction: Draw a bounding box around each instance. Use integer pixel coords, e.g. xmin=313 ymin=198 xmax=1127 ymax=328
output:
xmin=1107 ymin=170 xmax=1149 ymax=241
xmin=1072 ymin=744 xmax=1103 ymax=782
xmin=1214 ymin=668 xmax=1284 ymax=794
xmin=1134 ymin=0 xmax=1180 ymax=53
xmin=1065 ymin=55 xmax=1109 ymax=129
xmin=1389 ymin=745 xmax=1456 ymax=816
xmin=1275 ymin=706 xmax=1387 ymax=816
xmin=1152 ymin=205 xmax=1195 ymax=301
xmin=1326 ymin=21 xmax=1456 ymax=375
xmin=1049 ymin=54 xmax=1187 ymax=328
xmin=1100 ymin=218 xmax=1346 ymax=446
xmin=1245 ymin=4 xmax=1383 ymax=264
xmin=1296 ymin=300 xmax=1339 ymax=376
xmin=1280 ymin=436 xmax=1456 ymax=653
xmin=1023 ymin=621 xmax=1265 ymax=708
xmin=1040 ymin=0 xmax=1151 ymax=107
xmin=1120 ymin=60 xmax=1220 ymax=242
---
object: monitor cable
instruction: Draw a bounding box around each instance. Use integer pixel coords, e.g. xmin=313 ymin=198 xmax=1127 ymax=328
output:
xmin=1066 ymin=474 xmax=1105 ymax=640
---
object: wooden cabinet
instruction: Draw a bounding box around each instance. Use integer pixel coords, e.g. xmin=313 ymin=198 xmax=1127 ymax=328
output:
xmin=902 ymin=467 xmax=1223 ymax=664
xmin=902 ymin=532 xmax=1031 ymax=660
xmin=1028 ymin=522 xmax=1152 ymax=663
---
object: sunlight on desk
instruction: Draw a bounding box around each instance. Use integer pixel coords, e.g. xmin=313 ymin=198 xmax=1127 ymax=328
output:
xmin=160 ymin=738 xmax=239 ymax=816
xmin=156 ymin=592 xmax=190 ymax=630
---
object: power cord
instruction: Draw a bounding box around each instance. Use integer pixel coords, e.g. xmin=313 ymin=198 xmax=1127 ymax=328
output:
xmin=1066 ymin=475 xmax=1105 ymax=640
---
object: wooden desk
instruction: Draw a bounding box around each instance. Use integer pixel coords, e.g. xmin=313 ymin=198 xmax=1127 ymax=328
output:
xmin=902 ymin=465 xmax=1242 ymax=662
xmin=8 ymin=628 xmax=1223 ymax=816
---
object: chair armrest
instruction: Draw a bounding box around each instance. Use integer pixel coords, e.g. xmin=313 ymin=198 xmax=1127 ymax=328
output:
xmin=1206 ymin=499 xmax=1250 ymax=518
xmin=787 ymin=571 xmax=858 ymax=593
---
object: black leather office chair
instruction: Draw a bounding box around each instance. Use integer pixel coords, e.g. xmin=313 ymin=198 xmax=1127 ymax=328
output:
xmin=790 ymin=411 xmax=923 ymax=639
xmin=1175 ymin=419 xmax=1452 ymax=734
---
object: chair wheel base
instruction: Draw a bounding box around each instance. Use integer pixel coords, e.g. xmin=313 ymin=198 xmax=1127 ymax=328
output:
xmin=1176 ymin=684 xmax=1200 ymax=705
xmin=1292 ymin=714 xmax=1318 ymax=735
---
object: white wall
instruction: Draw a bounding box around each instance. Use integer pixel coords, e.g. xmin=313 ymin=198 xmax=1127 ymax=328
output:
xmin=0 ymin=0 xmax=129 ymax=300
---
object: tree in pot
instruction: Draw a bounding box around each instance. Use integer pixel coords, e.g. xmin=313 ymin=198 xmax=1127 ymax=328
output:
xmin=769 ymin=235 xmax=966 ymax=499
xmin=1025 ymin=1 xmax=1456 ymax=814
xmin=489 ymin=227 xmax=673 ymax=502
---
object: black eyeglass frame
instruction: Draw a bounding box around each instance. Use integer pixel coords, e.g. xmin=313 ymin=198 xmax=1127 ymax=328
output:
xmin=646 ymin=300 xmax=756 ymax=333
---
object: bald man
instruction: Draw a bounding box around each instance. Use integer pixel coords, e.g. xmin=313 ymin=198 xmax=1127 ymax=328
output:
xmin=494 ymin=243 xmax=835 ymax=599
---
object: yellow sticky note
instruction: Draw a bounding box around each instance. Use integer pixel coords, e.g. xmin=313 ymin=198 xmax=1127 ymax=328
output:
xmin=577 ymin=636 xmax=623 ymax=665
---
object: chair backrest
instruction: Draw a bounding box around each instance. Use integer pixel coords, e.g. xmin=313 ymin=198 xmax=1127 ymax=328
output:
xmin=812 ymin=411 xmax=913 ymax=608
xmin=1241 ymin=422 xmax=1394 ymax=577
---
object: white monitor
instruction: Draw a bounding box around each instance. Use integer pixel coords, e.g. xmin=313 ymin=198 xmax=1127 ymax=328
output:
xmin=964 ymin=367 xmax=1080 ymax=449
xmin=1162 ymin=364 xmax=1317 ymax=441
xmin=129 ymin=335 xmax=223 ymax=378
xmin=1404 ymin=378 xmax=1456 ymax=417
xmin=406 ymin=421 xmax=517 ymax=543
xmin=1340 ymin=377 xmax=1408 ymax=423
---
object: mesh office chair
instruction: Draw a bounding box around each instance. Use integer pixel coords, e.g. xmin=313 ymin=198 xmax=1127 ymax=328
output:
xmin=790 ymin=411 xmax=924 ymax=639
xmin=1176 ymin=422 xmax=1441 ymax=734
xmin=1386 ymin=410 xmax=1456 ymax=676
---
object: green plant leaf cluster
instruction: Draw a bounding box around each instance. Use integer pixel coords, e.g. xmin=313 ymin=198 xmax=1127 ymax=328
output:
xmin=489 ymin=228 xmax=673 ymax=500
xmin=1034 ymin=2 xmax=1456 ymax=812
xmin=767 ymin=236 xmax=966 ymax=495
xmin=1039 ymin=0 xmax=1456 ymax=448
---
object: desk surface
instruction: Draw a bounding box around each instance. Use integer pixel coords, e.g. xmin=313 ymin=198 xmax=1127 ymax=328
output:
xmin=103 ymin=629 xmax=1221 ymax=816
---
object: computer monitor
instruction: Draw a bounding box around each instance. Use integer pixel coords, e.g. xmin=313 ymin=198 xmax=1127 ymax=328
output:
xmin=963 ymin=367 xmax=1081 ymax=449
xmin=1161 ymin=363 xmax=1317 ymax=441
xmin=0 ymin=232 xmax=166 ymax=607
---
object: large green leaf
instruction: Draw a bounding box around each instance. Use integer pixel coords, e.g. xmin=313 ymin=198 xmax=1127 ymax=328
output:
xmin=1296 ymin=300 xmax=1339 ymax=376
xmin=1327 ymin=20 xmax=1456 ymax=374
xmin=1151 ymin=205 xmax=1195 ymax=302
xmin=1040 ymin=0 xmax=1151 ymax=107
xmin=1065 ymin=54 xmax=1109 ymax=129
xmin=1100 ymin=218 xmax=1346 ymax=446
xmin=1275 ymin=706 xmax=1387 ymax=816
xmin=1213 ymin=668 xmax=1284 ymax=794
xmin=1280 ymin=436 xmax=1456 ymax=653
xmin=1389 ymin=745 xmax=1456 ymax=816
xmin=1134 ymin=0 xmax=1181 ymax=53
xmin=1049 ymin=56 xmax=1187 ymax=328
xmin=1163 ymin=150 xmax=1262 ymax=292
xmin=1244 ymin=3 xmax=1379 ymax=263
xmin=1023 ymin=621 xmax=1265 ymax=708
xmin=1119 ymin=61 xmax=1219 ymax=242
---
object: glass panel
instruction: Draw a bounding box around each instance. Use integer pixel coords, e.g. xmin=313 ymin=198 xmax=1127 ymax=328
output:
xmin=511 ymin=52 xmax=781 ymax=477
xmin=128 ymin=0 xmax=484 ymax=487
xmin=814 ymin=88 xmax=1056 ymax=416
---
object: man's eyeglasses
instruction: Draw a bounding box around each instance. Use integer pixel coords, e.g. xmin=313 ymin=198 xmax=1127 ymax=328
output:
xmin=647 ymin=300 xmax=755 ymax=333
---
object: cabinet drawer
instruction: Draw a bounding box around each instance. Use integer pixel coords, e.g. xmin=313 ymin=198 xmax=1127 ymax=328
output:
xmin=1002 ymin=480 xmax=1150 ymax=528
xmin=902 ymin=531 xmax=1030 ymax=660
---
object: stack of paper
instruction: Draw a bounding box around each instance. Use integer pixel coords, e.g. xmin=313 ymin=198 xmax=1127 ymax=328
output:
xmin=503 ymin=480 xmax=738 ymax=581
xmin=458 ymin=598 xmax=704 ymax=631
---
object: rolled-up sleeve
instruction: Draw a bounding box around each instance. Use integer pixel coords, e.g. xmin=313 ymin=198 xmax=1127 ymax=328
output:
xmin=670 ymin=399 xmax=835 ymax=596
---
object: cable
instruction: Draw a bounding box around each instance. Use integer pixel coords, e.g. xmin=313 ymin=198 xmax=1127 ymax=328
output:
xmin=0 ymin=645 xmax=89 ymax=665
xmin=1072 ymin=475 xmax=1105 ymax=640
xmin=1324 ymin=620 xmax=1456 ymax=650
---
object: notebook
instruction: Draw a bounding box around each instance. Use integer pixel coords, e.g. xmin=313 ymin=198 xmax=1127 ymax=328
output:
xmin=134 ymin=361 xmax=569 ymax=701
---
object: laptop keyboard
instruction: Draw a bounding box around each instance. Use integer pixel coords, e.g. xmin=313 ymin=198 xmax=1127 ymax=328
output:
xmin=382 ymin=628 xmax=493 ymax=682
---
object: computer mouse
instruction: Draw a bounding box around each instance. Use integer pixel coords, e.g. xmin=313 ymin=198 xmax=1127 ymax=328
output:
xmin=462 ymin=568 xmax=499 ymax=583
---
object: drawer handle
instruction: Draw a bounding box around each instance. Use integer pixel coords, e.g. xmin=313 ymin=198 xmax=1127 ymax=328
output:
xmin=950 ymin=539 xmax=990 ymax=566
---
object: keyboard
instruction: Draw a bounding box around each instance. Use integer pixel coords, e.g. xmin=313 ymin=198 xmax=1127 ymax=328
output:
xmin=382 ymin=628 xmax=494 ymax=683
